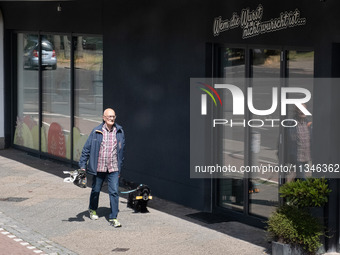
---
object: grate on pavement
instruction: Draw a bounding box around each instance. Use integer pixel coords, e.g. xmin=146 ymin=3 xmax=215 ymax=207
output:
xmin=0 ymin=197 xmax=29 ymax=202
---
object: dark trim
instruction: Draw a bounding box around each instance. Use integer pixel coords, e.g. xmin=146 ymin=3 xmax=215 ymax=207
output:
xmin=38 ymin=33 xmax=42 ymax=157
xmin=70 ymin=35 xmax=75 ymax=164
xmin=281 ymin=50 xmax=287 ymax=78
xmin=244 ymin=48 xmax=251 ymax=216
xmin=10 ymin=32 xmax=17 ymax=147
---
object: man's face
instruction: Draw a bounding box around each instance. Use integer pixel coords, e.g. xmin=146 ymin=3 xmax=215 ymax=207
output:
xmin=103 ymin=109 xmax=116 ymax=126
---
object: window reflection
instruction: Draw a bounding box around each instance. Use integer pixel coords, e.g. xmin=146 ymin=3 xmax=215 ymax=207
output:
xmin=23 ymin=36 xmax=57 ymax=70
xmin=74 ymin=36 xmax=103 ymax=161
xmin=288 ymin=51 xmax=314 ymax=78
xmin=14 ymin=33 xmax=39 ymax=150
xmin=221 ymin=48 xmax=245 ymax=78
xmin=252 ymin=49 xmax=281 ymax=77
xmin=285 ymin=51 xmax=314 ymax=182
xmin=15 ymin=33 xmax=103 ymax=161
xmin=284 ymin=78 xmax=313 ymax=181
xmin=42 ymin=35 xmax=71 ymax=159
xmin=248 ymin=80 xmax=280 ymax=218
xmin=218 ymin=48 xmax=245 ymax=212
xmin=216 ymin=48 xmax=314 ymax=219
xmin=249 ymin=49 xmax=281 ymax=218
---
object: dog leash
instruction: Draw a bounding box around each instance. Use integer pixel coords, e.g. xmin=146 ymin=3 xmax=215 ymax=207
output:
xmin=120 ymin=189 xmax=138 ymax=194
xmin=120 ymin=184 xmax=147 ymax=194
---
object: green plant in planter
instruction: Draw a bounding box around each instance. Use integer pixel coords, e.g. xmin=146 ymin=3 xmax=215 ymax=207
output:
xmin=267 ymin=178 xmax=331 ymax=255
xmin=279 ymin=177 xmax=331 ymax=208
xmin=267 ymin=205 xmax=323 ymax=254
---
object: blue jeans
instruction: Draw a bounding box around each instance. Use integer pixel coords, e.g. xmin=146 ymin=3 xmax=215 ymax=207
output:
xmin=89 ymin=171 xmax=119 ymax=219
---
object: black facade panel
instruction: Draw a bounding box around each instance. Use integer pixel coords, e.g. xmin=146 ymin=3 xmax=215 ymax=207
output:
xmin=101 ymin=0 xmax=209 ymax=210
xmin=3 ymin=29 xmax=13 ymax=148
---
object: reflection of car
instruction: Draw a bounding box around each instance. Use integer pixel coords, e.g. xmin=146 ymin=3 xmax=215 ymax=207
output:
xmin=24 ymin=40 xmax=57 ymax=70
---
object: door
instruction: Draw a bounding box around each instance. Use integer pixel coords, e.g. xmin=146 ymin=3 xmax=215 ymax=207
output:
xmin=215 ymin=46 xmax=314 ymax=219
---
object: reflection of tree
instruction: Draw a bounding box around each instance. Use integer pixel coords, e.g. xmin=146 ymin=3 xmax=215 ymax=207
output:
xmin=253 ymin=49 xmax=281 ymax=66
xmin=54 ymin=35 xmax=61 ymax=52
xmin=223 ymin=48 xmax=245 ymax=68
xmin=77 ymin=36 xmax=83 ymax=58
xmin=63 ymin=35 xmax=71 ymax=59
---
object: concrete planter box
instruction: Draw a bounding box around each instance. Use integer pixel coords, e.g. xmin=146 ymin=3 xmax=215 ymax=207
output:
xmin=272 ymin=242 xmax=303 ymax=255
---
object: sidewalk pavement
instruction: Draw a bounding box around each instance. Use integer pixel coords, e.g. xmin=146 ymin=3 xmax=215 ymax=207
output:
xmin=0 ymin=148 xmax=335 ymax=255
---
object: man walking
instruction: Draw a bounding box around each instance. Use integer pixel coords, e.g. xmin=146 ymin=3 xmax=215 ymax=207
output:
xmin=79 ymin=108 xmax=125 ymax=227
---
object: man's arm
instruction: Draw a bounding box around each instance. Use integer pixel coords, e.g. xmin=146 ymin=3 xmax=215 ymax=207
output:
xmin=78 ymin=132 xmax=93 ymax=170
xmin=118 ymin=129 xmax=125 ymax=175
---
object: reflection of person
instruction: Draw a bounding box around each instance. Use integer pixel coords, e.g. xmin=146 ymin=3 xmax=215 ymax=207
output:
xmin=285 ymin=104 xmax=312 ymax=180
xmin=79 ymin=108 xmax=125 ymax=227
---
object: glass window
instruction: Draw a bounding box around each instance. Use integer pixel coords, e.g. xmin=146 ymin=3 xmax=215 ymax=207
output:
xmin=252 ymin=49 xmax=281 ymax=77
xmin=249 ymin=49 xmax=281 ymax=218
xmin=14 ymin=33 xmax=39 ymax=150
xmin=218 ymin=48 xmax=245 ymax=212
xmin=248 ymin=80 xmax=280 ymax=218
xmin=74 ymin=35 xmax=103 ymax=161
xmin=287 ymin=51 xmax=314 ymax=78
xmin=15 ymin=33 xmax=103 ymax=162
xmin=284 ymin=82 xmax=313 ymax=181
xmin=220 ymin=48 xmax=245 ymax=78
xmin=216 ymin=46 xmax=314 ymax=219
xmin=285 ymin=52 xmax=314 ymax=180
xmin=41 ymin=35 xmax=71 ymax=159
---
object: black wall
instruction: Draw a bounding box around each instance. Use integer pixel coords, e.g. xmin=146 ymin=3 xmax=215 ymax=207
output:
xmin=101 ymin=0 xmax=211 ymax=209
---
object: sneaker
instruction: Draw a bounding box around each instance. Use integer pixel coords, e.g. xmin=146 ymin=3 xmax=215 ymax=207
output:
xmin=109 ymin=219 xmax=122 ymax=228
xmin=89 ymin=209 xmax=99 ymax=220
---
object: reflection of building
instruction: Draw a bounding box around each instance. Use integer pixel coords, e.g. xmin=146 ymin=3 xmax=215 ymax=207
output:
xmin=0 ymin=1 xmax=340 ymax=252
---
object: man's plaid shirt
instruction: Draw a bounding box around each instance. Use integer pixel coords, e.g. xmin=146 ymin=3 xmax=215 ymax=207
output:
xmin=96 ymin=123 xmax=119 ymax=173
xmin=296 ymin=120 xmax=311 ymax=163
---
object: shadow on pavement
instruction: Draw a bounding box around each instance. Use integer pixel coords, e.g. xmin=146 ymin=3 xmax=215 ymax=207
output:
xmin=64 ymin=210 xmax=88 ymax=222
xmin=145 ymin=195 xmax=271 ymax=251
xmin=63 ymin=207 xmax=112 ymax=222
xmin=0 ymin=148 xmax=271 ymax=252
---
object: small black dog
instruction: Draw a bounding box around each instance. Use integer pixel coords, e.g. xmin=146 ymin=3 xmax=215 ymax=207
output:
xmin=125 ymin=183 xmax=152 ymax=213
